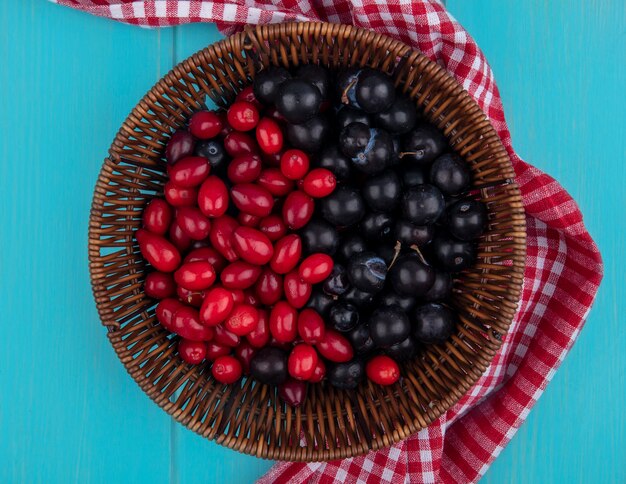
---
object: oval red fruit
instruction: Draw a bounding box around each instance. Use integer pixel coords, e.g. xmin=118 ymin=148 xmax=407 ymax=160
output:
xmin=270 ymin=234 xmax=302 ymax=274
xmin=228 ymin=154 xmax=262 ymax=184
xmin=309 ymin=358 xmax=326 ymax=383
xmin=230 ymin=183 xmax=274 ymax=217
xmin=164 ymin=181 xmax=197 ymax=207
xmin=189 ymin=110 xmax=223 ymax=139
xmin=165 ymin=130 xmax=194 ymax=165
xmin=221 ymin=261 xmax=263 ymax=289
xmin=231 ymin=226 xmax=274 ymax=265
xmin=297 ymin=308 xmax=325 ymax=345
xmin=288 ymin=344 xmax=318 ymax=380
xmin=257 ymin=168 xmax=295 ymax=196
xmin=366 ymin=355 xmax=401 ymax=386
xmin=258 ymin=215 xmax=287 ymax=242
xmin=213 ymin=324 xmax=240 ymax=347
xmin=256 ymin=117 xmax=283 ymax=154
xmin=136 ymin=229 xmax=181 ymax=273
xmin=270 ymin=301 xmax=298 ymax=343
xmin=316 ymin=329 xmax=354 ymax=363
xmin=302 ymin=168 xmax=336 ymax=198
xmin=168 ymin=219 xmax=193 ymax=252
xmin=178 ymin=339 xmax=207 ymax=365
xmin=200 ymin=287 xmax=234 ymax=326
xmin=198 ymin=175 xmax=229 ymax=217
xmin=209 ymin=215 xmax=239 ymax=262
xmin=278 ymin=379 xmax=307 ymax=407
xmin=254 ymin=268 xmax=283 ymax=306
xmin=234 ymin=341 xmax=257 ymax=375
xmin=227 ymin=101 xmax=260 ymax=132
xmin=224 ymin=304 xmax=259 ymax=336
xmin=246 ymin=309 xmax=270 ymax=348
xmin=176 ymin=206 xmax=211 ymax=240
xmin=172 ymin=305 xmax=214 ymax=341
xmin=174 ymin=261 xmax=216 ymax=291
xmin=176 ymin=286 xmax=204 ymax=307
xmin=212 ymin=355 xmax=242 ymax=384
xmin=282 ymin=191 xmax=314 ymax=230
xmin=280 ymin=149 xmax=310 ymax=180
xmin=224 ymin=131 xmax=258 ymax=157
xmin=144 ymin=271 xmax=176 ymax=299
xmin=284 ymin=271 xmax=312 ymax=308
xmin=184 ymin=247 xmax=227 ymax=272
xmin=298 ymin=253 xmax=334 ymax=284
xmin=143 ymin=199 xmax=172 ymax=235
xmin=169 ymin=156 xmax=210 ymax=187
xmin=235 ymin=85 xmax=262 ymax=109
xmin=156 ymin=298 xmax=183 ymax=329
xmin=206 ymin=341 xmax=231 ymax=361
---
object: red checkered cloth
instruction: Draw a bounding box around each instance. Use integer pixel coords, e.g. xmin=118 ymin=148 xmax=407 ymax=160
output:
xmin=52 ymin=0 xmax=603 ymax=482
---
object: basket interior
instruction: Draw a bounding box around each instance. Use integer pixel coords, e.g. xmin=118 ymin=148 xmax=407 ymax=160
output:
xmin=88 ymin=22 xmax=526 ymax=461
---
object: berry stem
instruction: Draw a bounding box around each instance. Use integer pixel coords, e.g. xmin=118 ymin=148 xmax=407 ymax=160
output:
xmin=387 ymin=240 xmax=403 ymax=269
xmin=410 ymin=244 xmax=428 ymax=265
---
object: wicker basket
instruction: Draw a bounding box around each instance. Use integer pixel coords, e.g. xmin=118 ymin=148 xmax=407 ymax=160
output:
xmin=88 ymin=22 xmax=526 ymax=461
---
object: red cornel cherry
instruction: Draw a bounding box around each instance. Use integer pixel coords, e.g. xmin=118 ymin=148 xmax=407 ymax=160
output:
xmin=257 ymin=168 xmax=294 ymax=196
xmin=288 ymin=344 xmax=318 ymax=380
xmin=366 ymin=355 xmax=400 ymax=386
xmin=224 ymin=131 xmax=258 ymax=157
xmin=221 ymin=261 xmax=263 ymax=289
xmin=258 ymin=215 xmax=287 ymax=242
xmin=212 ymin=355 xmax=242 ymax=384
xmin=227 ymin=101 xmax=260 ymax=132
xmin=231 ymin=183 xmax=274 ymax=217
xmin=189 ymin=110 xmax=223 ymax=139
xmin=172 ymin=305 xmax=214 ymax=341
xmin=282 ymin=191 xmax=314 ymax=230
xmin=136 ymin=229 xmax=181 ymax=273
xmin=280 ymin=149 xmax=309 ymax=180
xmin=256 ymin=117 xmax=283 ymax=154
xmin=284 ymin=271 xmax=312 ymax=308
xmin=246 ymin=309 xmax=270 ymax=348
xmin=168 ymin=219 xmax=192 ymax=252
xmin=176 ymin=207 xmax=211 ymax=240
xmin=169 ymin=156 xmax=210 ymax=187
xmin=224 ymin=304 xmax=259 ymax=336
xmin=184 ymin=247 xmax=227 ymax=272
xmin=279 ymin=379 xmax=306 ymax=407
xmin=198 ymin=176 xmax=229 ymax=218
xmin=302 ymin=168 xmax=336 ymax=198
xmin=299 ymin=253 xmax=334 ymax=284
xmin=143 ymin=199 xmax=172 ymax=235
xmin=254 ymin=268 xmax=283 ymax=306
xmin=316 ymin=329 xmax=354 ymax=363
xmin=231 ymin=227 xmax=274 ymax=265
xmin=164 ymin=181 xmax=197 ymax=207
xmin=144 ymin=271 xmax=176 ymax=299
xmin=209 ymin=216 xmax=239 ymax=262
xmin=200 ymin=287 xmax=234 ymax=326
xmin=174 ymin=261 xmax=216 ymax=291
xmin=270 ymin=235 xmax=302 ymax=274
xmin=297 ymin=309 xmax=325 ymax=345
xmin=270 ymin=301 xmax=298 ymax=343
xmin=178 ymin=339 xmax=207 ymax=365
xmin=227 ymin=154 xmax=262 ymax=184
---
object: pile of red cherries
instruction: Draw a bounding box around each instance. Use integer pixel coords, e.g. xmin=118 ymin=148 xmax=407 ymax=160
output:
xmin=137 ymin=64 xmax=487 ymax=407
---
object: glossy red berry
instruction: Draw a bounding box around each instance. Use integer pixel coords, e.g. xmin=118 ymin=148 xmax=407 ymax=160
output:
xmin=237 ymin=212 xmax=261 ymax=228
xmin=221 ymin=261 xmax=263 ymax=289
xmin=164 ymin=181 xmax=197 ymax=207
xmin=308 ymin=358 xmax=326 ymax=383
xmin=254 ymin=268 xmax=283 ymax=306
xmin=230 ymin=183 xmax=274 ymax=217
xmin=224 ymin=303 xmax=259 ymax=336
xmin=256 ymin=117 xmax=284 ymax=154
xmin=169 ymin=156 xmax=210 ymax=187
xmin=143 ymin=199 xmax=172 ymax=235
xmin=184 ymin=247 xmax=227 ymax=272
xmin=224 ymin=131 xmax=258 ymax=157
xmin=366 ymin=355 xmax=400 ymax=385
xmin=174 ymin=261 xmax=216 ymax=291
xmin=278 ymin=379 xmax=307 ymax=407
xmin=299 ymin=253 xmax=334 ymax=284
xmin=230 ymin=288 xmax=245 ymax=304
xmin=176 ymin=206 xmax=211 ymax=240
xmin=227 ymin=101 xmax=260 ymax=132
xmin=144 ymin=271 xmax=176 ymax=299
xmin=288 ymin=344 xmax=318 ymax=380
xmin=270 ymin=301 xmax=298 ymax=343
xmin=257 ymin=168 xmax=295 ymax=196
xmin=212 ymin=355 xmax=242 ymax=384
xmin=165 ymin=130 xmax=194 ymax=165
xmin=297 ymin=308 xmax=325 ymax=345
xmin=234 ymin=341 xmax=257 ymax=374
xmin=209 ymin=215 xmax=239 ymax=262
xmin=284 ymin=271 xmax=312 ymax=309
xmin=198 ymin=176 xmax=229 ymax=218
xmin=213 ymin=324 xmax=241 ymax=347
xmin=231 ymin=226 xmax=274 ymax=265
xmin=189 ymin=110 xmax=223 ymax=139
xmin=270 ymin=234 xmax=302 ymax=274
xmin=235 ymin=85 xmax=262 ymax=109
xmin=280 ymin=149 xmax=310 ymax=180
xmin=156 ymin=298 xmax=182 ymax=329
xmin=302 ymin=168 xmax=337 ymax=198
xmin=200 ymin=287 xmax=234 ymax=326
xmin=246 ymin=309 xmax=270 ymax=348
xmin=176 ymin=286 xmax=204 ymax=307
xmin=168 ymin=219 xmax=193 ymax=252
xmin=282 ymin=191 xmax=314 ymax=230
xmin=206 ymin=341 xmax=231 ymax=361
xmin=178 ymin=339 xmax=207 ymax=365
xmin=258 ymin=215 xmax=287 ymax=241
xmin=172 ymin=305 xmax=214 ymax=341
xmin=227 ymin=154 xmax=262 ymax=184
xmin=136 ymin=229 xmax=181 ymax=273
xmin=316 ymin=329 xmax=354 ymax=363
xmin=243 ymin=289 xmax=260 ymax=307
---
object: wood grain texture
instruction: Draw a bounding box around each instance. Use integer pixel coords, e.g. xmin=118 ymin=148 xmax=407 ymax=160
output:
xmin=0 ymin=0 xmax=623 ymax=482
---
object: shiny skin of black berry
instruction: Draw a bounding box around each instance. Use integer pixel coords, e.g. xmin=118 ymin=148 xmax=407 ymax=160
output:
xmin=299 ymin=218 xmax=339 ymax=255
xmin=394 ymin=220 xmax=435 ymax=247
xmin=389 ymin=254 xmax=435 ymax=296
xmin=194 ymin=139 xmax=227 ymax=169
xmin=306 ymin=290 xmax=335 ymax=317
xmin=329 ymin=301 xmax=360 ymax=332
xmin=336 ymin=106 xmax=371 ymax=130
xmin=369 ymin=305 xmax=411 ymax=348
xmin=347 ymin=324 xmax=376 ymax=355
xmin=398 ymin=164 xmax=427 ymax=188
xmin=250 ymin=347 xmax=288 ymax=385
xmin=355 ymin=68 xmax=396 ymax=114
xmin=379 ymin=291 xmax=417 ymax=313
xmin=342 ymin=286 xmax=376 ymax=310
xmin=432 ymin=233 xmax=477 ymax=271
xmin=402 ymin=124 xmax=448 ymax=164
xmin=336 ymin=68 xmax=360 ymax=106
xmin=347 ymin=251 xmax=388 ymax=293
xmin=446 ymin=200 xmax=488 ymax=241
xmin=320 ymin=186 xmax=366 ymax=227
xmin=275 ymin=79 xmax=322 ymax=124
xmin=339 ymin=122 xmax=371 ymax=158
xmin=360 ymin=212 xmax=394 ymax=242
xmin=316 ymin=145 xmax=352 ymax=180
xmin=375 ymin=96 xmax=418 ymax=134
xmin=323 ymin=264 xmax=350 ymax=296
xmin=375 ymin=243 xmax=396 ymax=266
xmin=328 ymin=360 xmax=364 ymax=390
xmin=253 ymin=67 xmax=291 ymax=105
xmin=386 ymin=336 xmax=418 ymax=361
xmin=423 ymin=271 xmax=453 ymax=302
xmin=286 ymin=115 xmax=330 ymax=152
xmin=412 ymin=303 xmax=456 ymax=344
xmin=430 ymin=153 xmax=471 ymax=196
xmin=389 ymin=137 xmax=402 ymax=166
xmin=338 ymin=235 xmax=368 ymax=262
xmin=402 ymin=184 xmax=446 ymax=225
xmin=351 ymin=129 xmax=392 ymax=175
xmin=362 ymin=170 xmax=401 ymax=213
xmin=296 ymin=64 xmax=330 ymax=99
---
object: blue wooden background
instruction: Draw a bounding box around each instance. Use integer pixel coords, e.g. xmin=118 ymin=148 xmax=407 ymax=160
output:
xmin=1 ymin=1 xmax=624 ymax=482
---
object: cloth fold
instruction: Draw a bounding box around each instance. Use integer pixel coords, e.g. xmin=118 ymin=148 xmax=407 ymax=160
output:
xmin=52 ymin=1 xmax=603 ymax=482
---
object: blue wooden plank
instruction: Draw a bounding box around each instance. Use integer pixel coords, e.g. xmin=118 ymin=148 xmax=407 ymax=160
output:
xmin=0 ymin=2 xmax=175 ymax=483
xmin=446 ymin=1 xmax=626 ymax=482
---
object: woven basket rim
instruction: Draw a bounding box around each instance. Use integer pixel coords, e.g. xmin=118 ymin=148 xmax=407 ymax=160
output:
xmin=88 ymin=21 xmax=526 ymax=462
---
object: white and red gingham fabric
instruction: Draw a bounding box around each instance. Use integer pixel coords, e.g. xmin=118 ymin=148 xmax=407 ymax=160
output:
xmin=51 ymin=0 xmax=603 ymax=482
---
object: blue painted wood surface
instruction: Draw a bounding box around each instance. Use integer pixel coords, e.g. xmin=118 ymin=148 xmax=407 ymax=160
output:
xmin=0 ymin=1 xmax=623 ymax=482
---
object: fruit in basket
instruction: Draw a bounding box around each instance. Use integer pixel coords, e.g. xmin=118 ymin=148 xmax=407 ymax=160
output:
xmin=139 ymin=62 xmax=490 ymax=405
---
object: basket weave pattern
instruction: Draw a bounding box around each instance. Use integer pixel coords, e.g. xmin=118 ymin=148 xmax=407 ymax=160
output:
xmin=88 ymin=22 xmax=526 ymax=461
